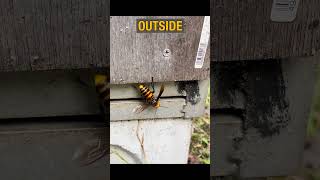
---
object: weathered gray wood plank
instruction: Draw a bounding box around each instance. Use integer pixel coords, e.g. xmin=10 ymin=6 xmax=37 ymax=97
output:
xmin=0 ymin=0 xmax=109 ymax=72
xmin=0 ymin=121 xmax=108 ymax=180
xmin=110 ymin=98 xmax=186 ymax=121
xmin=110 ymin=82 xmax=186 ymax=99
xmin=184 ymin=79 xmax=210 ymax=118
xmin=211 ymin=56 xmax=319 ymax=177
xmin=0 ymin=70 xmax=100 ymax=119
xmin=110 ymin=79 xmax=210 ymax=119
xmin=111 ymin=118 xmax=192 ymax=164
xmin=110 ymin=16 xmax=210 ymax=84
xmin=239 ymin=56 xmax=319 ymax=178
xmin=211 ymin=0 xmax=320 ymax=61
xmin=211 ymin=114 xmax=243 ymax=176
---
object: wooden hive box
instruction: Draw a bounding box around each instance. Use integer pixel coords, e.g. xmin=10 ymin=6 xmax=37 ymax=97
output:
xmin=110 ymin=16 xmax=210 ymax=164
xmin=210 ymin=0 xmax=320 ymax=177
xmin=211 ymin=0 xmax=320 ymax=61
xmin=0 ymin=0 xmax=109 ymax=179
xmin=211 ymin=56 xmax=319 ymax=177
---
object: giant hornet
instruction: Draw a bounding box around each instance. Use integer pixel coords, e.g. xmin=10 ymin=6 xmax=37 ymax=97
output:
xmin=133 ymin=77 xmax=166 ymax=113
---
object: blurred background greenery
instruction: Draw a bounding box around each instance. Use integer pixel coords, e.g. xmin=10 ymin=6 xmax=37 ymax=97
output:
xmin=188 ymin=85 xmax=210 ymax=164
xmin=301 ymin=66 xmax=320 ymax=180
xmin=307 ymin=67 xmax=320 ymax=138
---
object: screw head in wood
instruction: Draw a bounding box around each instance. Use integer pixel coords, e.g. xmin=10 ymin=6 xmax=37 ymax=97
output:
xmin=163 ymin=49 xmax=171 ymax=57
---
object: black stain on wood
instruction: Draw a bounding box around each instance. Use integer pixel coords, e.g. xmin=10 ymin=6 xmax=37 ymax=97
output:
xmin=176 ymin=81 xmax=201 ymax=105
xmin=212 ymin=60 xmax=290 ymax=138
xmin=244 ymin=60 xmax=289 ymax=137
xmin=212 ymin=61 xmax=247 ymax=106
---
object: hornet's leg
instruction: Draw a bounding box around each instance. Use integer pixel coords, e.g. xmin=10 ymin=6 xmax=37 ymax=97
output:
xmin=151 ymin=77 xmax=155 ymax=93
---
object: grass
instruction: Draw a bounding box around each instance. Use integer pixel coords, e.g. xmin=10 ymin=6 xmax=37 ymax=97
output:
xmin=276 ymin=66 xmax=320 ymax=180
xmin=189 ymin=86 xmax=210 ymax=164
xmin=301 ymin=66 xmax=320 ymax=180
xmin=307 ymin=67 xmax=320 ymax=137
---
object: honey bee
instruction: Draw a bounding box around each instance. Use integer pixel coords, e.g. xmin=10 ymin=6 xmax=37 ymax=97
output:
xmin=133 ymin=77 xmax=165 ymax=113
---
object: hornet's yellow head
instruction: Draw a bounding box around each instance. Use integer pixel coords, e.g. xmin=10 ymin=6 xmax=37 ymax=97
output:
xmin=139 ymin=84 xmax=144 ymax=89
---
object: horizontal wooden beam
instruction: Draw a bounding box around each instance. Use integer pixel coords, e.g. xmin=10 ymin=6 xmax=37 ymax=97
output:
xmin=0 ymin=0 xmax=109 ymax=72
xmin=110 ymin=98 xmax=186 ymax=121
xmin=0 ymin=121 xmax=108 ymax=179
xmin=0 ymin=70 xmax=100 ymax=119
xmin=110 ymin=82 xmax=186 ymax=99
xmin=110 ymin=16 xmax=210 ymax=84
xmin=211 ymin=0 xmax=320 ymax=61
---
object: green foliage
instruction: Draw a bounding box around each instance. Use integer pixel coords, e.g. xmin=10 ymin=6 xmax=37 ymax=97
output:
xmin=302 ymin=168 xmax=320 ymax=180
xmin=307 ymin=67 xmax=320 ymax=137
xmin=190 ymin=116 xmax=210 ymax=164
xmin=189 ymin=86 xmax=210 ymax=164
xmin=304 ymin=66 xmax=320 ymax=180
xmin=205 ymin=86 xmax=210 ymax=108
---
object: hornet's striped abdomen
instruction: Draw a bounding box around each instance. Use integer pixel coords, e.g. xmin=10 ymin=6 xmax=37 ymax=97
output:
xmin=95 ymin=74 xmax=109 ymax=102
xmin=94 ymin=74 xmax=109 ymax=119
xmin=138 ymin=84 xmax=157 ymax=106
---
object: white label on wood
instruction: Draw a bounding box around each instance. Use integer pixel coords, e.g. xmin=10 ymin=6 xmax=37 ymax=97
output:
xmin=270 ymin=0 xmax=300 ymax=22
xmin=195 ymin=16 xmax=210 ymax=69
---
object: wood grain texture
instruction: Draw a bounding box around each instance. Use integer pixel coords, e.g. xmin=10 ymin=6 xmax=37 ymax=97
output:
xmin=211 ymin=114 xmax=242 ymax=176
xmin=0 ymin=0 xmax=109 ymax=72
xmin=0 ymin=70 xmax=100 ymax=119
xmin=110 ymin=98 xmax=186 ymax=121
xmin=210 ymin=57 xmax=319 ymax=177
xmin=0 ymin=121 xmax=108 ymax=180
xmin=211 ymin=0 xmax=320 ymax=61
xmin=110 ymin=79 xmax=210 ymax=120
xmin=110 ymin=16 xmax=210 ymax=84
xmin=110 ymin=82 xmax=186 ymax=99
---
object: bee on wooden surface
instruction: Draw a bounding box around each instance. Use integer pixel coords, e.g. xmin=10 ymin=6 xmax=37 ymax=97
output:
xmin=133 ymin=77 xmax=166 ymax=113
